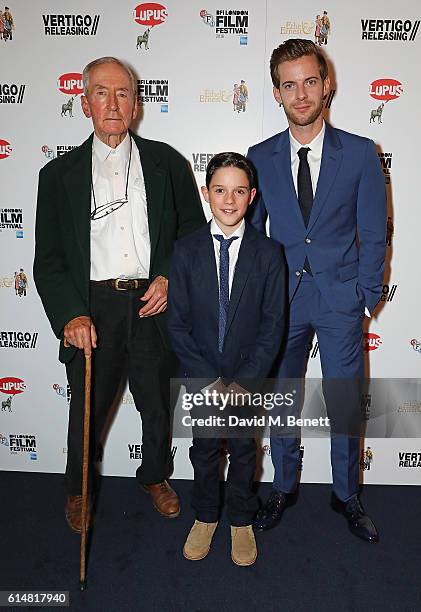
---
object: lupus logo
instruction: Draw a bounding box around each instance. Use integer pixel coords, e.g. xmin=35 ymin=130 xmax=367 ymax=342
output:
xmin=360 ymin=446 xmax=373 ymax=471
xmin=380 ymin=284 xmax=397 ymax=303
xmin=137 ymin=79 xmax=169 ymax=112
xmin=43 ymin=14 xmax=100 ymax=36
xmin=364 ymin=333 xmax=382 ymax=352
xmin=361 ymin=19 xmax=420 ymax=41
xmin=0 ymin=139 xmax=12 ymax=160
xmin=369 ymin=79 xmax=403 ymax=124
xmin=0 ymin=377 xmax=26 ymax=395
xmin=378 ymin=152 xmax=392 ymax=184
xmin=410 ymin=339 xmax=421 ymax=354
xmin=0 ymin=84 xmax=26 ymax=104
xmin=58 ymin=73 xmax=83 ymax=118
xmin=134 ymin=3 xmax=167 ymax=50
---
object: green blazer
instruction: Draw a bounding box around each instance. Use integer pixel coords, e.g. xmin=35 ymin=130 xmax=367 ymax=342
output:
xmin=33 ymin=131 xmax=206 ymax=363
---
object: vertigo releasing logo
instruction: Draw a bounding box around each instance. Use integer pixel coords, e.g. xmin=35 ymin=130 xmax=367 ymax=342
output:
xmin=43 ymin=14 xmax=100 ymax=36
xmin=380 ymin=284 xmax=397 ymax=303
xmin=399 ymin=452 xmax=421 ymax=468
xmin=192 ymin=153 xmax=215 ymax=172
xmin=361 ymin=19 xmax=420 ymax=41
xmin=0 ymin=331 xmax=38 ymax=349
xmin=0 ymin=84 xmax=25 ymax=104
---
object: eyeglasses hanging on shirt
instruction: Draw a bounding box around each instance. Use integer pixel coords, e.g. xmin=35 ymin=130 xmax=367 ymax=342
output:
xmin=90 ymin=137 xmax=132 ymax=221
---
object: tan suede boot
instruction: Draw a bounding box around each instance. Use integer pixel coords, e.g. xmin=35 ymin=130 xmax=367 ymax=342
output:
xmin=231 ymin=525 xmax=257 ymax=566
xmin=183 ymin=520 xmax=218 ymax=560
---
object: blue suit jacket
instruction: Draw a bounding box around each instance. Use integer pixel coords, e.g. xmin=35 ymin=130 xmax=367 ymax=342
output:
xmin=167 ymin=222 xmax=287 ymax=383
xmin=247 ymin=123 xmax=387 ymax=316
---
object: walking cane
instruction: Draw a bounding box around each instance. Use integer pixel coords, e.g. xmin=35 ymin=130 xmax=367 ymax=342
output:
xmin=64 ymin=338 xmax=91 ymax=590
xmin=79 ymin=352 xmax=91 ymax=591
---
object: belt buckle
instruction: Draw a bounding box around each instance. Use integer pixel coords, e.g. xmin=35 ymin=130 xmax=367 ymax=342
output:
xmin=114 ymin=278 xmax=126 ymax=291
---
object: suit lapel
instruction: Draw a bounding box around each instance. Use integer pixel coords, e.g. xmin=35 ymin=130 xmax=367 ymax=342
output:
xmin=133 ymin=133 xmax=166 ymax=269
xmin=272 ymin=129 xmax=305 ymax=228
xmin=307 ymin=123 xmax=343 ymax=232
xmin=62 ymin=135 xmax=93 ymax=272
xmin=225 ymin=224 xmax=257 ymax=338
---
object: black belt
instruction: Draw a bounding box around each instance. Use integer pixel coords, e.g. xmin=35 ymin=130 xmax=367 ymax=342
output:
xmin=91 ymin=278 xmax=149 ymax=291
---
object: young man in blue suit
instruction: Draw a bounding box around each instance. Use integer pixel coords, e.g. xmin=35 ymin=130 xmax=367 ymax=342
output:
xmin=168 ymin=153 xmax=287 ymax=565
xmin=247 ymin=39 xmax=386 ymax=541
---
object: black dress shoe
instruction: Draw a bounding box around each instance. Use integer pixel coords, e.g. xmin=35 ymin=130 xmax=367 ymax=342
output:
xmin=253 ymin=490 xmax=288 ymax=531
xmin=331 ymin=493 xmax=379 ymax=542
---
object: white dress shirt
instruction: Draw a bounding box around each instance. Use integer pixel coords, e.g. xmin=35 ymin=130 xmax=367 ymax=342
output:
xmin=90 ymin=133 xmax=151 ymax=281
xmin=289 ymin=121 xmax=325 ymax=197
xmin=210 ymin=218 xmax=245 ymax=298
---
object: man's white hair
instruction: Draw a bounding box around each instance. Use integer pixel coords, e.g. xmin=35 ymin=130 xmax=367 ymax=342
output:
xmin=82 ymin=56 xmax=137 ymax=97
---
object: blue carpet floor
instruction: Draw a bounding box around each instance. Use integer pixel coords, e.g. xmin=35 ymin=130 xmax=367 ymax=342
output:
xmin=1 ymin=472 xmax=420 ymax=612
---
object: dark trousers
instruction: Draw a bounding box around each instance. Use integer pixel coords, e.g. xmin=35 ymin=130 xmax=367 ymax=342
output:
xmin=190 ymin=437 xmax=259 ymax=526
xmin=65 ymin=282 xmax=174 ymax=495
xmin=272 ymin=275 xmax=364 ymax=501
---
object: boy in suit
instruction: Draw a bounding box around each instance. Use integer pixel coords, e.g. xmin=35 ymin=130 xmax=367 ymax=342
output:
xmin=168 ymin=152 xmax=287 ymax=566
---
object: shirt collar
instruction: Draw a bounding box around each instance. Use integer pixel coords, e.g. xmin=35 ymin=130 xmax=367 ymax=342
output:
xmin=211 ymin=218 xmax=245 ymax=240
xmin=289 ymin=121 xmax=325 ymax=161
xmin=93 ymin=132 xmax=131 ymax=163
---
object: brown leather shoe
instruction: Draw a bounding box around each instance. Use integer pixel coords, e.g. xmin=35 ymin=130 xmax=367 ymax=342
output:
xmin=65 ymin=495 xmax=92 ymax=533
xmin=143 ymin=481 xmax=180 ymax=518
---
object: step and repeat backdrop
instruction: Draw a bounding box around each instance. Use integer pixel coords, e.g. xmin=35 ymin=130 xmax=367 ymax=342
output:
xmin=1 ymin=1 xmax=420 ymax=485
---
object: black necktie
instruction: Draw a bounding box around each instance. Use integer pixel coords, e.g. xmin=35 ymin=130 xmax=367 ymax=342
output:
xmin=297 ymin=147 xmax=313 ymax=226
xmin=297 ymin=147 xmax=313 ymax=274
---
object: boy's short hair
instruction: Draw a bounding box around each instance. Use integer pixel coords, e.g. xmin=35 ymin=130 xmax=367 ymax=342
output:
xmin=270 ymin=39 xmax=328 ymax=89
xmin=206 ymin=152 xmax=256 ymax=189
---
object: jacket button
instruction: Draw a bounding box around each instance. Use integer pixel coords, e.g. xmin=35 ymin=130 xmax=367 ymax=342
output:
xmin=295 ymin=270 xmax=301 ymax=277
xmin=305 ymin=237 xmax=311 ymax=244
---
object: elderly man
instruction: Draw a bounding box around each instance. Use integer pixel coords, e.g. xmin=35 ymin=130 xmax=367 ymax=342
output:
xmin=34 ymin=57 xmax=205 ymax=532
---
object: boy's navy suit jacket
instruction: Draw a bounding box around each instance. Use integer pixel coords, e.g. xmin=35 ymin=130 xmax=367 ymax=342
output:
xmin=167 ymin=221 xmax=287 ymax=384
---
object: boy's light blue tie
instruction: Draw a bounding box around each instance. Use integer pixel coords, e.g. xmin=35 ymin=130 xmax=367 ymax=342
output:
xmin=213 ymin=234 xmax=238 ymax=352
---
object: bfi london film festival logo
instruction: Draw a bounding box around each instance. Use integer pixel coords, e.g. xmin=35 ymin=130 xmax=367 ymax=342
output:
xmin=9 ymin=434 xmax=37 ymax=459
xmin=0 ymin=83 xmax=26 ymax=104
xmin=398 ymin=452 xmax=421 ymax=468
xmin=378 ymin=152 xmax=392 ymax=184
xmin=361 ymin=19 xmax=420 ymax=42
xmin=369 ymin=78 xmax=403 ymax=124
xmin=0 ymin=376 xmax=26 ymax=414
xmin=200 ymin=9 xmax=249 ymax=45
xmin=41 ymin=145 xmax=77 ymax=162
xmin=43 ymin=13 xmax=100 ymax=36
xmin=52 ymin=383 xmax=71 ymax=403
xmin=200 ymin=80 xmax=249 ymax=113
xmin=134 ymin=3 xmax=167 ymax=51
xmin=380 ymin=284 xmax=398 ymax=303
xmin=280 ymin=10 xmax=331 ymax=45
xmin=0 ymin=208 xmax=23 ymax=238
xmin=364 ymin=333 xmax=382 ymax=352
xmin=58 ymin=73 xmax=84 ymax=118
xmin=410 ymin=339 xmax=421 ymax=355
xmin=137 ymin=78 xmax=169 ymax=112
xmin=360 ymin=446 xmax=373 ymax=471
